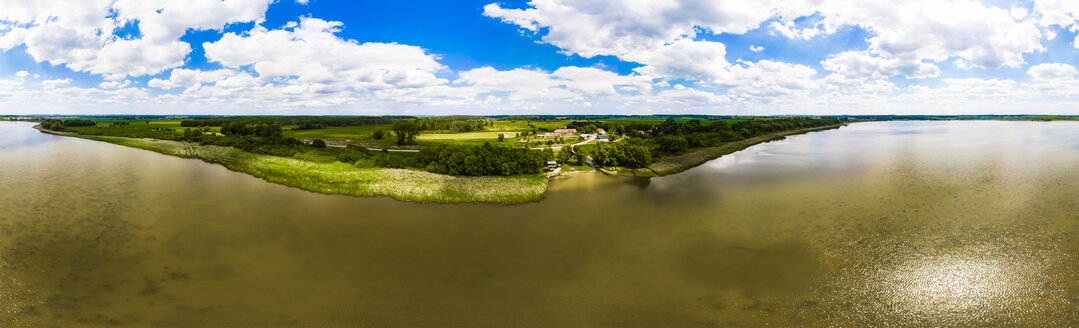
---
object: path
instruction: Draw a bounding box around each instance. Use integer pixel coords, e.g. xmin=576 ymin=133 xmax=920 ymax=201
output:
xmin=326 ymin=144 xmax=420 ymax=152
xmin=585 ymin=155 xmax=616 ymax=175
xmin=181 ymin=141 xmax=194 ymax=155
xmin=529 ymin=134 xmax=597 ymax=150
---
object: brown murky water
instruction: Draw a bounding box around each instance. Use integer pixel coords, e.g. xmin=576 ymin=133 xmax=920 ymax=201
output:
xmin=3 ymin=120 xmax=1079 ymax=326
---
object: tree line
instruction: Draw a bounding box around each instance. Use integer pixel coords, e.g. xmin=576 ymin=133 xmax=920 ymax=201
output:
xmin=181 ymin=116 xmax=409 ymax=128
xmin=416 ymin=143 xmax=547 ymax=176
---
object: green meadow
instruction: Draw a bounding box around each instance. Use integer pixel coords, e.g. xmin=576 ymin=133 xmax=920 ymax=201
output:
xmin=38 ymin=126 xmax=548 ymax=204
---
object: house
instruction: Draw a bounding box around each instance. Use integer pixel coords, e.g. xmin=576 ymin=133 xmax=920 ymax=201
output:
xmin=596 ymin=128 xmax=607 ymax=135
xmin=553 ymin=128 xmax=577 ymax=135
xmin=546 ymin=161 xmax=559 ymax=169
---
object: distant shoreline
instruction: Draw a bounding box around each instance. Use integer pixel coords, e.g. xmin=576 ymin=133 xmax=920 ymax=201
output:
xmin=646 ymin=124 xmax=847 ymax=176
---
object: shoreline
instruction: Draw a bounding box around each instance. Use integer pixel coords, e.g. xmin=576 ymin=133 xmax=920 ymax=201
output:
xmin=33 ymin=123 xmax=846 ymax=204
xmin=35 ymin=125 xmax=548 ymax=205
xmin=646 ymin=124 xmax=847 ymax=176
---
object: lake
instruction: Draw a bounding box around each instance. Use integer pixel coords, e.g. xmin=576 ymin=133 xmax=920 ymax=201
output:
xmin=3 ymin=120 xmax=1079 ymax=326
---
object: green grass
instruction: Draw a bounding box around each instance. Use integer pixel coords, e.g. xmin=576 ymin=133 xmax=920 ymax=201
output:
xmin=417 ymin=131 xmax=519 ymax=140
xmin=285 ymin=125 xmax=534 ymax=148
xmin=282 ymin=125 xmax=397 ymax=148
xmin=491 ymin=120 xmax=571 ymax=131
xmin=415 ymin=131 xmax=521 ymax=147
xmin=37 ymin=126 xmax=549 ymax=204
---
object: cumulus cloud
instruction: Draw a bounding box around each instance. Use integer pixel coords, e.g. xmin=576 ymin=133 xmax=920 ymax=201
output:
xmin=487 ymin=0 xmax=1042 ymax=70
xmin=148 ymin=69 xmax=239 ymax=89
xmin=820 ymin=1 xmax=1043 ymax=68
xmin=41 ymin=79 xmax=72 ymax=89
xmin=204 ymin=17 xmax=447 ymax=93
xmin=718 ymin=60 xmax=819 ymax=99
xmin=0 ymin=0 xmax=273 ymax=79
xmin=1032 ymin=0 xmax=1079 ymax=28
xmin=1028 ymin=63 xmax=1078 ymax=80
xmin=483 ymin=0 xmax=804 ymax=59
xmin=9 ymin=0 xmax=1079 ymax=115
xmin=99 ymin=80 xmax=131 ymax=89
xmin=822 ymin=51 xmax=941 ymax=79
xmin=628 ymin=39 xmax=731 ymax=83
xmin=551 ymin=66 xmax=638 ymax=97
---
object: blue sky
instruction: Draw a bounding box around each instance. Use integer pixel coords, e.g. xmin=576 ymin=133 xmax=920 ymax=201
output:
xmin=3 ymin=0 xmax=1079 ymax=115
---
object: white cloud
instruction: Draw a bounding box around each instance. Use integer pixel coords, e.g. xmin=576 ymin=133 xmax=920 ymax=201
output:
xmin=769 ymin=19 xmax=837 ymax=40
xmin=1011 ymin=7 xmax=1029 ymax=20
xmin=482 ymin=0 xmax=803 ymax=59
xmin=41 ymin=79 xmax=72 ymax=89
xmin=822 ymin=51 xmax=941 ymax=80
xmin=149 ymin=69 xmax=239 ymax=89
xmin=551 ymin=66 xmax=636 ymax=97
xmin=9 ymin=0 xmax=1079 ymax=115
xmin=628 ymin=39 xmax=731 ymax=83
xmin=456 ymin=67 xmax=574 ymax=101
xmin=204 ymin=17 xmax=447 ymax=93
xmin=99 ymin=80 xmax=131 ymax=89
xmin=481 ymin=4 xmax=543 ymax=32
xmin=813 ymin=1 xmax=1043 ymax=68
xmin=1032 ymin=0 xmax=1079 ymax=27
xmin=1028 ymin=63 xmax=1078 ymax=80
xmin=487 ymin=0 xmax=1043 ymax=71
xmin=0 ymin=0 xmax=273 ymax=79
xmin=718 ymin=60 xmax=819 ymax=99
xmin=657 ymin=85 xmax=728 ymax=105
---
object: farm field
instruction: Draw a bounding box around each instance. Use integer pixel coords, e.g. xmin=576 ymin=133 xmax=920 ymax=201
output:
xmin=282 ymin=125 xmax=397 ymax=148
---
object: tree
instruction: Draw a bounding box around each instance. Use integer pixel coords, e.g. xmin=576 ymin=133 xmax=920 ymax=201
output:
xmin=41 ymin=119 xmax=66 ymax=131
xmin=656 ymin=135 xmax=689 ymax=154
xmin=220 ymin=120 xmax=282 ymax=138
xmin=556 ymin=148 xmax=572 ymax=164
xmin=182 ymin=128 xmax=202 ymax=140
xmin=311 ymin=139 xmax=327 ymax=148
xmin=543 ymin=147 xmax=555 ymax=161
xmin=392 ymin=121 xmax=420 ymax=145
xmin=372 ymin=129 xmax=385 ymax=140
xmin=498 ymin=133 xmax=505 ymax=142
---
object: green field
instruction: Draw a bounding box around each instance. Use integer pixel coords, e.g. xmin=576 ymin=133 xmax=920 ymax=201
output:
xmin=37 ymin=126 xmax=548 ymax=204
xmin=282 ymin=125 xmax=398 ymax=148
xmin=416 ymin=131 xmax=523 ymax=147
xmin=490 ymin=120 xmax=569 ymax=131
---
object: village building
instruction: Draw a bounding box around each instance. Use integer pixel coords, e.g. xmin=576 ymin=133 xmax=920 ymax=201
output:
xmin=553 ymin=128 xmax=577 ymax=135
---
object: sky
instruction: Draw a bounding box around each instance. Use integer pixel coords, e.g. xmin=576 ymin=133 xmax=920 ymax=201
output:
xmin=4 ymin=1 xmax=1079 ymax=115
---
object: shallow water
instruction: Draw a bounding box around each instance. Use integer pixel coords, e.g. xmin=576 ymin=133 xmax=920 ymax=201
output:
xmin=3 ymin=120 xmax=1079 ymax=326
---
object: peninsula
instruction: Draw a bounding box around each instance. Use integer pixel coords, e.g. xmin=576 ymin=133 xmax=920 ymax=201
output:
xmin=27 ymin=115 xmax=844 ymax=203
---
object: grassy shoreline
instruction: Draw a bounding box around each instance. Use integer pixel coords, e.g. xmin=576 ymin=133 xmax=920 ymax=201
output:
xmin=34 ymin=122 xmax=845 ymax=203
xmin=646 ymin=124 xmax=846 ymax=176
xmin=35 ymin=125 xmax=548 ymax=204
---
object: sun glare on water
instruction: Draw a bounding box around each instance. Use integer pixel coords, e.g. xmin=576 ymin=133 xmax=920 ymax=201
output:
xmin=881 ymin=254 xmax=1033 ymax=318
